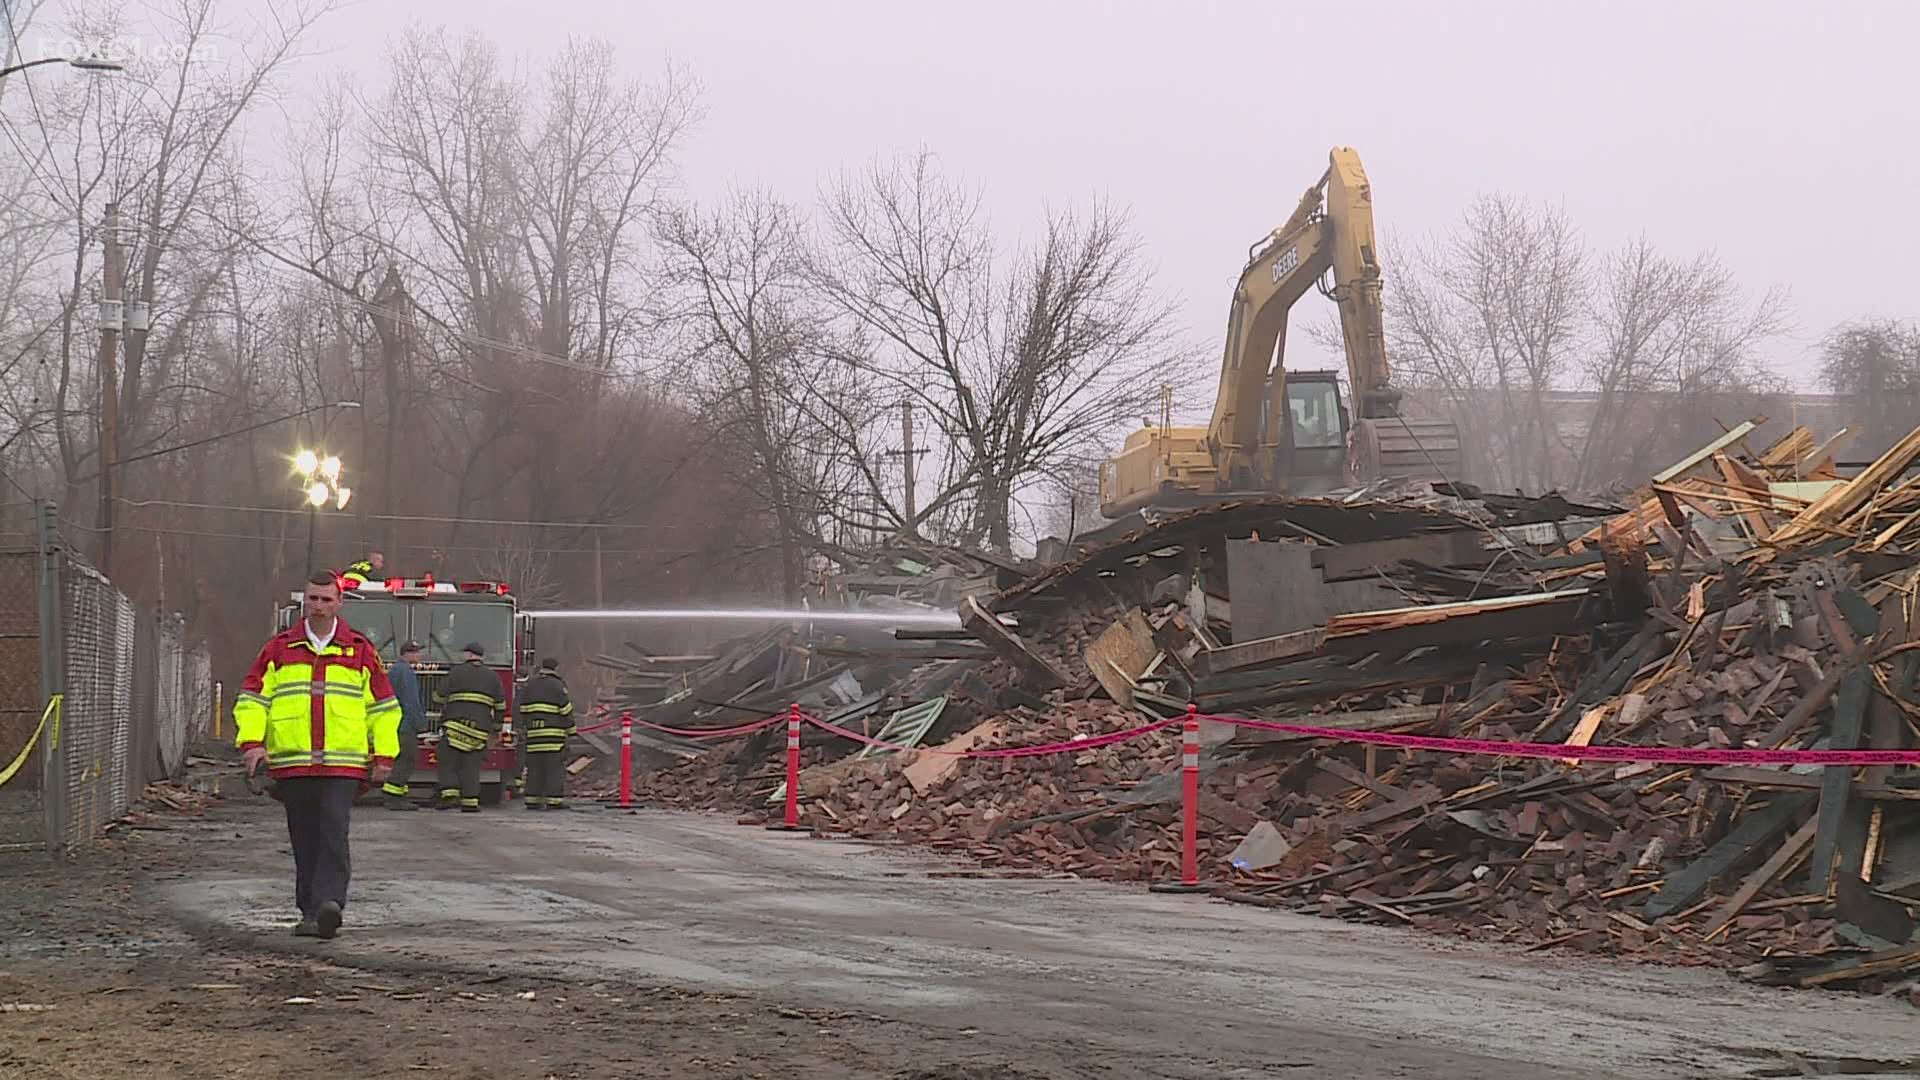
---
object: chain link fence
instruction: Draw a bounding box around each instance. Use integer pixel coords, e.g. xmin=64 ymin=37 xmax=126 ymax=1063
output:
xmin=0 ymin=504 xmax=215 ymax=855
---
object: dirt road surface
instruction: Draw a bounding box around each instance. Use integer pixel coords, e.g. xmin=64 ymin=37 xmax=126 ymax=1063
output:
xmin=6 ymin=797 xmax=1920 ymax=1079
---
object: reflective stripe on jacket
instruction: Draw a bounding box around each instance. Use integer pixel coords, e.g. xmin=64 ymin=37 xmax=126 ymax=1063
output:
xmin=518 ymin=672 xmax=574 ymax=752
xmin=433 ymin=660 xmax=503 ymax=752
xmin=233 ymin=620 xmax=400 ymax=779
xmin=340 ymin=559 xmax=375 ymax=588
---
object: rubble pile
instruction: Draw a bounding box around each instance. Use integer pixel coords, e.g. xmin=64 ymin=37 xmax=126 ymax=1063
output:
xmin=612 ymin=418 xmax=1920 ymax=992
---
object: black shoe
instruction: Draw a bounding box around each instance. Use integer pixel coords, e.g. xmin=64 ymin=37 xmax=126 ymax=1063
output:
xmin=460 ymin=806 xmax=480 ymax=814
xmin=547 ymin=803 xmax=567 ymax=812
xmin=293 ymin=917 xmax=319 ymax=938
xmin=316 ymin=900 xmax=342 ymax=940
xmin=523 ymin=801 xmax=541 ymax=810
xmin=385 ymin=796 xmax=418 ymax=811
xmin=437 ymin=800 xmax=457 ymax=810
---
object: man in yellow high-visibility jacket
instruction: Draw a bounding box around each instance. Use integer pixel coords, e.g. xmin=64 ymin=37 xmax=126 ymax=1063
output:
xmin=235 ymin=571 xmax=401 ymax=940
xmin=340 ymin=550 xmax=384 ymax=590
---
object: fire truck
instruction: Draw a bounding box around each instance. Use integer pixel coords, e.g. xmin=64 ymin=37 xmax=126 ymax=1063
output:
xmin=275 ymin=575 xmax=535 ymax=804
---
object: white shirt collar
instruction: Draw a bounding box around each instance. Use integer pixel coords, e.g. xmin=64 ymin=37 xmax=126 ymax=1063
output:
xmin=305 ymin=617 xmax=337 ymax=652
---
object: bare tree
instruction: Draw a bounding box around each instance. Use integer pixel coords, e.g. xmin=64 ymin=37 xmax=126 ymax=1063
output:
xmin=654 ymin=189 xmax=842 ymax=600
xmin=1387 ymin=195 xmax=1587 ymax=491
xmin=1819 ymin=319 xmax=1920 ymax=457
xmin=1573 ymin=237 xmax=1788 ymax=489
xmin=813 ymin=150 xmax=1203 ymax=551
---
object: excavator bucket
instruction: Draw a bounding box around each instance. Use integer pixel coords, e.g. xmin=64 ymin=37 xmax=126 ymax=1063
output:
xmin=1354 ymin=416 xmax=1464 ymax=486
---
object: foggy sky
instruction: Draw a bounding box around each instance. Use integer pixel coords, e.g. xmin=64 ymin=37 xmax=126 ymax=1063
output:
xmin=313 ymin=0 xmax=1914 ymax=393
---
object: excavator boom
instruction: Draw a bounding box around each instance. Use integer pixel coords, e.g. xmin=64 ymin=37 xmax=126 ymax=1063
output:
xmin=1098 ymin=146 xmax=1462 ymax=518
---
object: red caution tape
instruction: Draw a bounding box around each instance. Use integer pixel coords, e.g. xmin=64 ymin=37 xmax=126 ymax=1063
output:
xmin=627 ymin=714 xmax=787 ymax=740
xmin=1202 ymin=712 xmax=1920 ymax=767
xmin=802 ymin=711 xmax=1179 ymax=758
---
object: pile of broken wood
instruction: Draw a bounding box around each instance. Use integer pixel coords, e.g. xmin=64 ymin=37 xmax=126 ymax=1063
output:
xmin=623 ymin=419 xmax=1920 ymax=992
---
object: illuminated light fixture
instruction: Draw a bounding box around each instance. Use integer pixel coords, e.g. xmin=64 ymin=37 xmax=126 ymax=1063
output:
xmin=320 ymin=455 xmax=342 ymax=483
xmin=305 ymin=482 xmax=331 ymax=507
xmin=335 ymin=486 xmax=352 ymax=510
xmin=294 ymin=449 xmax=319 ymax=476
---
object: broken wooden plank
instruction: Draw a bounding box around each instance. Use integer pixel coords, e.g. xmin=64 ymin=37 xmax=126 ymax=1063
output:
xmin=1809 ymin=668 xmax=1871 ymax=894
xmin=1654 ymin=419 xmax=1762 ymax=484
xmin=1323 ymin=587 xmax=1595 ymax=656
xmin=1336 ymin=786 xmax=1447 ymax=831
xmin=1643 ymin=793 xmax=1813 ymax=919
xmin=904 ymin=719 xmax=1005 ymax=796
xmin=962 ymin=595 xmax=1068 ymax=690
xmin=1200 ymin=627 xmax=1329 ymax=673
xmin=1772 ymin=422 xmax=1920 ymax=544
xmin=1315 ymin=757 xmax=1409 ymax=803
xmin=1797 ymin=945 xmax=1920 ymax=989
xmin=1227 ymin=705 xmax=1447 ymax=745
xmin=1701 ymin=816 xmax=1819 ymax=940
xmin=1699 ymin=767 xmax=1920 ymax=802
xmin=1759 ymin=640 xmax=1872 ymax=747
xmin=1714 ymin=451 xmax=1779 ymax=543
xmin=1083 ymin=610 xmax=1159 ymax=708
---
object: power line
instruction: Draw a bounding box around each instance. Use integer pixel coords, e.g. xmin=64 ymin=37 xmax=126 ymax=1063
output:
xmin=80 ymin=519 xmax=704 ymax=556
xmin=231 ymin=244 xmax=652 ymax=379
xmin=113 ymin=495 xmax=701 ymax=531
xmin=0 ymin=4 xmax=81 ymax=219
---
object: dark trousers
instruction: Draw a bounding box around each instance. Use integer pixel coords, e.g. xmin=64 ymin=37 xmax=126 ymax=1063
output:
xmin=438 ymin=744 xmax=482 ymax=808
xmin=280 ymin=776 xmax=358 ymax=916
xmin=524 ymin=749 xmax=567 ymax=806
xmin=382 ymin=731 xmax=420 ymax=798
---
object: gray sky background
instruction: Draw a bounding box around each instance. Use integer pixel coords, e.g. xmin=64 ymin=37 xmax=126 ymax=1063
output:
xmin=306 ymin=0 xmax=1912 ymax=393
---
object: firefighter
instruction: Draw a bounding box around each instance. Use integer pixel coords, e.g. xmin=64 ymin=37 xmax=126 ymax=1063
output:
xmin=380 ymin=640 xmax=428 ymax=810
xmin=518 ymin=657 xmax=575 ymax=810
xmin=340 ymin=550 xmax=385 ymax=590
xmin=234 ymin=571 xmax=401 ymax=939
xmin=432 ymin=642 xmax=502 ymax=813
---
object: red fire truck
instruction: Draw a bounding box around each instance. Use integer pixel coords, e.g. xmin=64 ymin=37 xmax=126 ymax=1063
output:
xmin=276 ymin=575 xmax=535 ymax=804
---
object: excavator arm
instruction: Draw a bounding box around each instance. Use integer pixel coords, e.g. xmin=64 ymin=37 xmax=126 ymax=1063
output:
xmin=1205 ymin=175 xmax=1336 ymax=489
xmin=1096 ymin=146 xmax=1461 ymax=519
xmin=1204 ymin=146 xmax=1458 ymax=492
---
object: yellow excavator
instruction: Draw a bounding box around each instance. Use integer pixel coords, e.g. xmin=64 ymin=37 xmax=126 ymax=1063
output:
xmin=1098 ymin=146 xmax=1462 ymax=519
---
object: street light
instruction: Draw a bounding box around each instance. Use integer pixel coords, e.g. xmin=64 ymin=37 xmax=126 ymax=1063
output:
xmin=0 ymin=55 xmax=126 ymax=79
xmin=294 ymin=449 xmax=350 ymax=571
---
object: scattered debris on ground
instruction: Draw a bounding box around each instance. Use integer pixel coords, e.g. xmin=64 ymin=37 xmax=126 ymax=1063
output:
xmin=615 ymin=418 xmax=1920 ymax=995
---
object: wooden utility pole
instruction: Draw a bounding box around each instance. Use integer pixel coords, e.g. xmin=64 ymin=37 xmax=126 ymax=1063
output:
xmin=593 ymin=532 xmax=607 ymax=657
xmin=96 ymin=201 xmax=124 ymax=575
xmin=901 ymin=400 xmax=916 ymax=524
xmin=886 ymin=400 xmax=928 ymax=538
xmin=369 ymin=267 xmax=412 ymax=557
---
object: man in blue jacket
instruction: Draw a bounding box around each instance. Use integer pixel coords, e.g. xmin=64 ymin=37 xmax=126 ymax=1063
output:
xmin=380 ymin=640 xmax=429 ymax=810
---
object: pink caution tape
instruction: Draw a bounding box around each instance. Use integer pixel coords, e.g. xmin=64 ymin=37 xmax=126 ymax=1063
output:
xmin=1202 ymin=712 xmax=1920 ymax=767
xmin=802 ymin=711 xmax=1179 ymax=758
xmin=627 ymin=713 xmax=787 ymax=740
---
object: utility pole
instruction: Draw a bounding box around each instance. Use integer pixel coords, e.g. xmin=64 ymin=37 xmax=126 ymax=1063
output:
xmin=96 ymin=201 xmax=123 ymax=576
xmin=886 ymin=400 xmax=929 ymax=538
xmin=593 ymin=532 xmax=607 ymax=657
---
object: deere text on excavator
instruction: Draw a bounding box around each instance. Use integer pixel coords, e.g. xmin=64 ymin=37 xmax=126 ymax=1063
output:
xmin=1098 ymin=146 xmax=1462 ymax=519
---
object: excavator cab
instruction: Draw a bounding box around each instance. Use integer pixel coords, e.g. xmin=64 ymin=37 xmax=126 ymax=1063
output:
xmin=1268 ymin=371 xmax=1351 ymax=494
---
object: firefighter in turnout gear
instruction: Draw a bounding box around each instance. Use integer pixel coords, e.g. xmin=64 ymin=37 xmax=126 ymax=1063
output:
xmin=518 ymin=657 xmax=575 ymax=810
xmin=340 ymin=551 xmax=384 ymax=590
xmin=432 ymin=642 xmax=503 ymax=812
